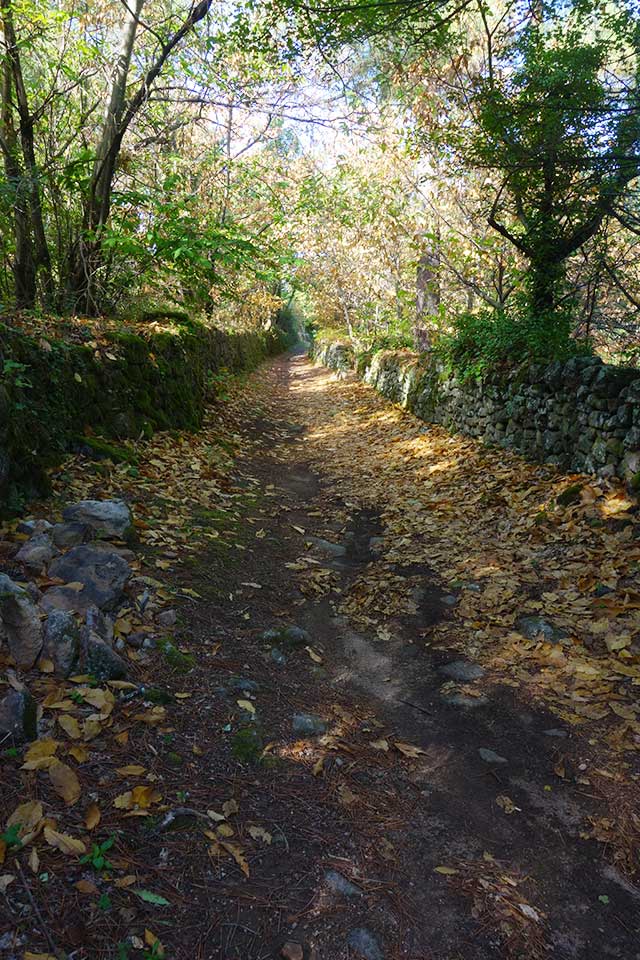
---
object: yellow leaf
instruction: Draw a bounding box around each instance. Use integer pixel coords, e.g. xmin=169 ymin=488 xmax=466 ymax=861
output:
xmin=28 ymin=847 xmax=39 ymax=874
xmin=116 ymin=765 xmax=146 ymax=777
xmin=216 ymin=823 xmax=235 ymax=838
xmin=395 ymin=741 xmax=427 ymax=759
xmin=220 ymin=841 xmax=249 ymax=877
xmin=48 ymin=760 xmax=81 ymax=805
xmin=85 ymin=802 xmax=101 ymax=831
xmin=370 ymin=738 xmax=389 ymax=752
xmin=248 ymin=825 xmax=272 ymax=845
xmin=21 ymin=739 xmax=59 ymax=769
xmin=222 ymin=799 xmax=239 ymax=818
xmin=7 ymin=800 xmax=43 ymax=832
xmin=68 ymin=744 xmax=89 ymax=763
xmin=58 ymin=715 xmax=81 ymax=739
xmin=236 ymin=699 xmax=255 ymax=714
xmin=305 ymin=646 xmax=323 ymax=663
xmin=44 ymin=827 xmax=86 ymax=856
xmin=434 ymin=866 xmax=459 ymax=875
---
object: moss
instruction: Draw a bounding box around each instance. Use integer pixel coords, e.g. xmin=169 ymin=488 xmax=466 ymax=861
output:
xmin=231 ymin=726 xmax=263 ymax=763
xmin=630 ymin=471 xmax=640 ymax=493
xmin=80 ymin=436 xmax=138 ymax=464
xmin=156 ymin=637 xmax=195 ymax=672
xmin=556 ymin=483 xmax=583 ymax=506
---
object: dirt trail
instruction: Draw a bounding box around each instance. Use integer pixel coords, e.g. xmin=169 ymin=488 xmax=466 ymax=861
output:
xmin=3 ymin=351 xmax=640 ymax=960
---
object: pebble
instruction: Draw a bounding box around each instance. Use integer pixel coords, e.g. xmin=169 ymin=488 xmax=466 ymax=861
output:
xmin=229 ymin=676 xmax=259 ymax=693
xmin=438 ymin=660 xmax=484 ymax=682
xmin=347 ymin=928 xmax=384 ymax=960
xmin=283 ymin=625 xmax=311 ymax=648
xmin=544 ymin=728 xmax=568 ymax=738
xmin=325 ymin=869 xmax=362 ymax=898
xmin=515 ymin=615 xmax=564 ymax=644
xmin=281 ymin=943 xmax=303 ymax=960
xmin=157 ymin=609 xmax=177 ymax=627
xmin=270 ymin=647 xmax=286 ymax=665
xmin=479 ymin=747 xmax=508 ymax=765
xmin=292 ymin=713 xmax=326 ymax=736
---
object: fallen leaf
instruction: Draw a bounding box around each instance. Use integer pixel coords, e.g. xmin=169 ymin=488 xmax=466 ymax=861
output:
xmin=44 ymin=827 xmax=86 ymax=856
xmin=48 ymin=760 xmax=81 ymax=805
xmin=85 ymin=802 xmax=101 ymax=830
xmin=395 ymin=741 xmax=427 ymax=759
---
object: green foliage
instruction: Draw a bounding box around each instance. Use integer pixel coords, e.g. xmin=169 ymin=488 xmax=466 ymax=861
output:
xmin=231 ymin=726 xmax=263 ymax=763
xmin=437 ymin=305 xmax=593 ymax=379
xmin=156 ymin=637 xmax=195 ymax=673
xmin=79 ymin=835 xmax=115 ymax=872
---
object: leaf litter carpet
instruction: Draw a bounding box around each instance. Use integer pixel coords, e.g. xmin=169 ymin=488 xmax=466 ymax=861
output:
xmin=1 ymin=351 xmax=639 ymax=960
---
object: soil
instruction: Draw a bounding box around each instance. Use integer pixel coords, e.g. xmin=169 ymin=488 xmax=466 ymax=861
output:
xmin=2 ymin=351 xmax=639 ymax=960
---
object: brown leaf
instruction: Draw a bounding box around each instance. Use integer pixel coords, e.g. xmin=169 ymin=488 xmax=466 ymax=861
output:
xmin=48 ymin=760 xmax=81 ymax=805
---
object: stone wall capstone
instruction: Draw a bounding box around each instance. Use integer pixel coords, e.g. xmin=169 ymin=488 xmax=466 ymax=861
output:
xmin=312 ymin=341 xmax=640 ymax=487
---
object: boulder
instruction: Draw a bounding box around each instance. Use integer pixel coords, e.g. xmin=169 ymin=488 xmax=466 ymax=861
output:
xmin=85 ymin=605 xmax=114 ymax=643
xmin=0 ymin=574 xmax=43 ymax=667
xmin=50 ymin=522 xmax=90 ymax=549
xmin=0 ymin=688 xmax=37 ymax=741
xmin=15 ymin=533 xmax=57 ymax=574
xmin=17 ymin=519 xmax=52 ymax=537
xmin=62 ymin=499 xmax=133 ymax=540
xmin=282 ymin=625 xmax=311 ymax=649
xmin=43 ymin=610 xmax=80 ymax=677
xmin=83 ymin=631 xmax=127 ymax=680
xmin=45 ymin=545 xmax=131 ymax=613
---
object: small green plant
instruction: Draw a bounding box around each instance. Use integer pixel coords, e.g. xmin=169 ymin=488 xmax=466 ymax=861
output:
xmin=3 ymin=358 xmax=32 ymax=389
xmin=70 ymin=690 xmax=85 ymax=705
xmin=157 ymin=636 xmax=194 ymax=672
xmin=79 ymin=835 xmax=115 ymax=872
xmin=2 ymin=746 xmax=19 ymax=760
xmin=231 ymin=726 xmax=263 ymax=764
xmin=1 ymin=823 xmax=23 ymax=849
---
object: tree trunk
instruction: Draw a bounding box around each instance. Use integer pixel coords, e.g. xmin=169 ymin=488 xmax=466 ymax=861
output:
xmin=1 ymin=0 xmax=53 ymax=305
xmin=415 ymin=232 xmax=440 ymax=351
xmin=0 ymin=37 xmax=35 ymax=308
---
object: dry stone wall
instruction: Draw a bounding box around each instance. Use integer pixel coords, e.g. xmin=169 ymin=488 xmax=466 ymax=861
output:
xmin=313 ymin=341 xmax=640 ymax=487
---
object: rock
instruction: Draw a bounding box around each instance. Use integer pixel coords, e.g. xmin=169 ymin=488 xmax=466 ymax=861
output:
xmin=347 ymin=928 xmax=384 ymax=960
xmin=83 ymin=631 xmax=127 ymax=680
xmin=368 ymin=536 xmax=385 ymax=556
xmin=229 ymin=677 xmax=259 ymax=693
xmin=15 ymin=533 xmax=57 ymax=574
xmin=0 ymin=688 xmax=37 ymax=741
xmin=50 ymin=521 xmax=90 ymax=548
xmin=479 ymin=747 xmax=508 ymax=765
xmin=43 ymin=610 xmax=80 ymax=676
xmin=62 ymin=499 xmax=133 ymax=540
xmin=17 ymin=519 xmax=51 ymax=536
xmin=85 ymin=605 xmax=114 ymax=643
xmin=515 ymin=615 xmax=564 ymax=644
xmin=292 ymin=713 xmax=326 ymax=736
xmin=261 ymin=628 xmax=281 ymax=642
xmin=157 ymin=609 xmax=177 ymax=627
xmin=0 ymin=574 xmax=43 ymax=667
xmin=282 ymin=625 xmax=311 ymax=649
xmin=325 ymin=869 xmax=362 ymax=898
xmin=544 ymin=728 xmax=568 ymax=738
xmin=47 ymin=545 xmax=131 ymax=612
xmin=281 ymin=944 xmax=303 ymax=960
xmin=270 ymin=647 xmax=286 ymax=665
xmin=441 ymin=594 xmax=459 ymax=607
xmin=310 ymin=537 xmax=346 ymax=558
xmin=442 ymin=694 xmax=488 ymax=709
xmin=439 ymin=660 xmax=484 ymax=682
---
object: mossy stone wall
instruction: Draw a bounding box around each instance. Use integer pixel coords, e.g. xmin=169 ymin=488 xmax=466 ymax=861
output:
xmin=0 ymin=321 xmax=284 ymax=510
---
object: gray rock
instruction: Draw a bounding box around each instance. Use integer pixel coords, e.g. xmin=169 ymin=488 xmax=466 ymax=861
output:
xmin=516 ymin=615 xmax=564 ymax=643
xmin=15 ymin=533 xmax=57 ymax=574
xmin=442 ymin=694 xmax=488 ymax=709
xmin=83 ymin=632 xmax=127 ymax=680
xmin=62 ymin=499 xmax=133 ymax=540
xmin=292 ymin=713 xmax=326 ymax=736
xmin=310 ymin=537 xmax=346 ymax=558
xmin=229 ymin=677 xmax=259 ymax=693
xmin=50 ymin=521 xmax=90 ymax=549
xmin=85 ymin=605 xmax=114 ymax=643
xmin=43 ymin=610 xmax=80 ymax=676
xmin=17 ymin=519 xmax=51 ymax=536
xmin=270 ymin=647 xmax=286 ymax=665
xmin=261 ymin=628 xmax=282 ymax=642
xmin=282 ymin=625 xmax=310 ymax=649
xmin=0 ymin=574 xmax=43 ymax=668
xmin=368 ymin=536 xmax=385 ymax=556
xmin=479 ymin=747 xmax=508 ymax=765
xmin=441 ymin=594 xmax=459 ymax=607
xmin=438 ymin=660 xmax=485 ymax=682
xmin=0 ymin=688 xmax=37 ymax=741
xmin=325 ymin=869 xmax=362 ymax=898
xmin=544 ymin=728 xmax=568 ymax=738
xmin=347 ymin=928 xmax=384 ymax=960
xmin=47 ymin=545 xmax=131 ymax=612
xmin=157 ymin=609 xmax=177 ymax=627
